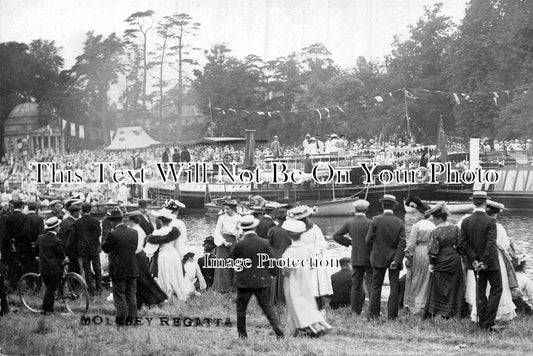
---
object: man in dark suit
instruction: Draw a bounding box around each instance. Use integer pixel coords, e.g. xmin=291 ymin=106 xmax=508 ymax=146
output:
xmin=230 ymin=215 xmax=284 ymax=339
xmin=256 ymin=202 xmax=278 ymax=239
xmin=5 ymin=200 xmax=29 ymax=284
xmin=266 ymin=206 xmax=292 ymax=305
xmin=333 ymin=199 xmax=372 ymax=314
xmin=137 ymin=199 xmax=154 ymax=236
xmin=47 ymin=200 xmax=64 ymax=220
xmin=73 ymin=203 xmax=102 ymax=296
xmin=366 ymin=194 xmax=406 ymax=320
xmin=460 ymin=191 xmax=502 ymax=331
xmin=197 ymin=236 xmax=216 ymax=289
xmin=102 ymin=210 xmax=139 ymax=326
xmin=162 ymin=148 xmax=169 ymax=163
xmin=172 ymin=148 xmax=180 ymax=164
xmin=60 ymin=201 xmax=82 ymax=274
xmin=24 ymin=202 xmax=44 ymax=273
xmin=329 ymin=257 xmax=352 ymax=309
xmin=35 ymin=217 xmax=66 ymax=314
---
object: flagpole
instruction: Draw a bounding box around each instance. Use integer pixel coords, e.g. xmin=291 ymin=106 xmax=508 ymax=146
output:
xmin=403 ymin=88 xmax=413 ymax=144
xmin=208 ymin=98 xmax=214 ymax=137
xmin=58 ymin=117 xmax=65 ymax=155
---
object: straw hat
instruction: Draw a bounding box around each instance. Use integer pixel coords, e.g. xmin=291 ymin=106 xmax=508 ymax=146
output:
xmin=281 ymin=219 xmax=307 ymax=233
xmin=44 ymin=217 xmax=61 ymax=230
xmin=239 ymin=214 xmax=260 ymax=230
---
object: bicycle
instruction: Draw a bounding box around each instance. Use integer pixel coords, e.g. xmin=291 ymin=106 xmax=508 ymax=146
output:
xmin=17 ymin=262 xmax=90 ymax=315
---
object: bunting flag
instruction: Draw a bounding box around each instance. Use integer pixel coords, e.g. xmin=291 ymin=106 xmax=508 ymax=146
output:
xmin=70 ymin=123 xmax=76 ymax=136
xmin=315 ymin=109 xmax=322 ymax=120
xmin=452 ymin=93 xmax=461 ymax=105
xmin=79 ymin=125 xmax=85 ymax=139
xmin=404 ymin=88 xmax=418 ymax=99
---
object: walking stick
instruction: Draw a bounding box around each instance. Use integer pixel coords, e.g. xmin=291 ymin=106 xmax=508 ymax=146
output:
xmin=473 ymin=265 xmax=479 ymax=324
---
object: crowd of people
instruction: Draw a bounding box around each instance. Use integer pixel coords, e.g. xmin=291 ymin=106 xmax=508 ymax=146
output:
xmin=331 ymin=192 xmax=533 ymax=331
xmin=2 ymin=188 xmax=532 ymax=338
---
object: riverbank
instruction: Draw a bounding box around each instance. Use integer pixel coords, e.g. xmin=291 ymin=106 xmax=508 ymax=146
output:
xmin=1 ymin=291 xmax=533 ymax=355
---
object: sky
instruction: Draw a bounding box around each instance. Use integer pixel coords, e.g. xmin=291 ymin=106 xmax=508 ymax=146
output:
xmin=0 ymin=0 xmax=468 ymax=70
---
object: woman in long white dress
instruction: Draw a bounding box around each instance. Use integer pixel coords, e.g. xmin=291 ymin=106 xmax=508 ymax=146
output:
xmin=404 ymin=196 xmax=435 ymax=314
xmin=145 ymin=209 xmax=190 ymax=302
xmin=289 ymin=206 xmax=333 ymax=312
xmin=465 ymin=200 xmax=516 ymax=322
xmin=281 ymin=218 xmax=332 ymax=337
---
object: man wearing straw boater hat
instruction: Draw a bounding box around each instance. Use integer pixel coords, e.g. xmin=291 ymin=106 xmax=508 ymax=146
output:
xmin=230 ymin=214 xmax=284 ymax=339
xmin=101 ymin=209 xmax=139 ymax=326
xmin=34 ymin=217 xmax=66 ymax=314
xmin=366 ymin=194 xmax=406 ymax=320
xmin=333 ymin=199 xmax=372 ymax=315
xmin=460 ymin=190 xmax=502 ymax=331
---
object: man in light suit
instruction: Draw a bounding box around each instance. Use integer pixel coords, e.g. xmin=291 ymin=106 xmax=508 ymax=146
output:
xmin=230 ymin=215 xmax=284 ymax=339
xmin=460 ymin=190 xmax=502 ymax=331
xmin=332 ymin=199 xmax=372 ymax=314
xmin=366 ymin=194 xmax=406 ymax=320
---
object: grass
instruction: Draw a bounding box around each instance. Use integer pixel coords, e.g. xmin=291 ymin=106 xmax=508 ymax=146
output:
xmin=1 ymin=290 xmax=533 ymax=355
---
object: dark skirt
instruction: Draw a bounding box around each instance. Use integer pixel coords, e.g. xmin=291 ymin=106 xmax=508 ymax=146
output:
xmin=212 ymin=234 xmax=236 ymax=293
xmin=136 ymin=251 xmax=168 ymax=309
xmin=270 ymin=268 xmax=285 ymax=305
xmin=425 ymin=248 xmax=464 ymax=318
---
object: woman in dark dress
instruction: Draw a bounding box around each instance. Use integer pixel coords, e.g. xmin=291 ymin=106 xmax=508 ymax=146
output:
xmin=424 ymin=202 xmax=464 ymax=318
xmin=127 ymin=214 xmax=168 ymax=309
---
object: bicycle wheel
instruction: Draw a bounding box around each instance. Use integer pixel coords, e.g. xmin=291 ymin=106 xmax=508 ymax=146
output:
xmin=18 ymin=273 xmax=44 ymax=313
xmin=61 ymin=273 xmax=90 ymax=315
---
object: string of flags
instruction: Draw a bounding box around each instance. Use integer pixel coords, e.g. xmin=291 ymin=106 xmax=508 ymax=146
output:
xmin=209 ymin=84 xmax=530 ymax=121
xmin=372 ymin=86 xmax=529 ymax=106
xmin=61 ymin=119 xmax=106 ymax=140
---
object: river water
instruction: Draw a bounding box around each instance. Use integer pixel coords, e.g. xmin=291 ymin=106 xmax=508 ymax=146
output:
xmin=179 ymin=209 xmax=533 ymax=277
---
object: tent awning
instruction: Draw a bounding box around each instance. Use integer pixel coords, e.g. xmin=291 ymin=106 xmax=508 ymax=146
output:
xmin=105 ymin=126 xmax=160 ymax=150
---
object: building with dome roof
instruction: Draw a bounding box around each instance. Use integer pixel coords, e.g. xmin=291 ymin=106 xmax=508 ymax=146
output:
xmin=4 ymin=102 xmax=62 ymax=158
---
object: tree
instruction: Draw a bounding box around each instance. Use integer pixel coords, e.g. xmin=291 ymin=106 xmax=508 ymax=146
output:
xmin=167 ymin=13 xmax=201 ymax=137
xmin=0 ymin=40 xmax=70 ymax=155
xmin=385 ymin=3 xmax=455 ymax=143
xmin=71 ymin=32 xmax=124 ymax=144
xmin=124 ymin=10 xmax=155 ymax=111
xmin=447 ymin=0 xmax=533 ymax=138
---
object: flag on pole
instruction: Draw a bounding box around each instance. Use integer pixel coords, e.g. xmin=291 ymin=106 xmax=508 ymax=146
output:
xmin=437 ymin=116 xmax=448 ymax=162
xmin=79 ymin=125 xmax=85 ymax=139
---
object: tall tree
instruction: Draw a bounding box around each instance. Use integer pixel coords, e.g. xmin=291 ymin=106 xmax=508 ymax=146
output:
xmin=71 ymin=32 xmax=123 ymax=144
xmin=124 ymin=10 xmax=155 ymax=111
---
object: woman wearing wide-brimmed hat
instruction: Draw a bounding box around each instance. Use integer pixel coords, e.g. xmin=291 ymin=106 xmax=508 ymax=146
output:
xmin=212 ymin=199 xmax=242 ymax=292
xmin=424 ymin=202 xmax=464 ymax=319
xmin=288 ymin=205 xmax=333 ymax=314
xmin=404 ymin=196 xmax=435 ymax=314
xmin=145 ymin=208 xmax=190 ymax=302
xmin=281 ymin=219 xmax=332 ymax=337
